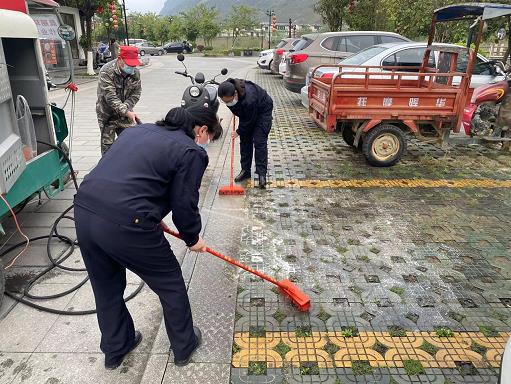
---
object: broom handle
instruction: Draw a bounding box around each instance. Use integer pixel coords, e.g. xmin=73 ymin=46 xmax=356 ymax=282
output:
xmin=163 ymin=226 xmax=280 ymax=286
xmin=230 ymin=115 xmax=236 ymax=187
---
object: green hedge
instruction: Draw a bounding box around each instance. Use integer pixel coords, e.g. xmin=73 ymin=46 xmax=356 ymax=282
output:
xmin=203 ymin=47 xmax=262 ymax=57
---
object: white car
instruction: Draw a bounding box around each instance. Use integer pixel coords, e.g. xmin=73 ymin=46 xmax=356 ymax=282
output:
xmin=501 ymin=336 xmax=511 ymax=383
xmin=257 ymin=49 xmax=274 ymax=70
xmin=300 ymin=85 xmax=309 ymax=108
xmin=279 ymin=53 xmax=289 ymax=76
xmin=301 ymin=42 xmax=504 ymax=107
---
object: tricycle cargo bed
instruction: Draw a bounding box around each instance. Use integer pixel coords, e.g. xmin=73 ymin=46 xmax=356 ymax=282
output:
xmin=309 ymin=66 xmax=468 ymax=133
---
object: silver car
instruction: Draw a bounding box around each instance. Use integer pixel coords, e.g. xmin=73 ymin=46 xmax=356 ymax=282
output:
xmin=284 ymin=31 xmax=410 ymax=93
xmin=136 ymin=42 xmax=165 ymax=56
xmin=301 ymin=42 xmax=504 ymax=107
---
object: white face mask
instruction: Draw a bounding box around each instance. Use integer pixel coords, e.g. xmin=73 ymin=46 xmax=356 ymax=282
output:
xmin=195 ymin=126 xmax=210 ymax=151
xmin=197 ymin=141 xmax=209 ymax=151
xmin=225 ymin=97 xmax=238 ymax=107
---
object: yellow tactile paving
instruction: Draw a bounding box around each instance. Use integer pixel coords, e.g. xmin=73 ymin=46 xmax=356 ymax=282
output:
xmin=231 ymin=331 xmax=511 ymax=369
xmin=248 ymin=179 xmax=511 ymax=189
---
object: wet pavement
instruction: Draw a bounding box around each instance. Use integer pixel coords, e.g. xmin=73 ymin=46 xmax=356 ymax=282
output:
xmin=0 ymin=56 xmax=253 ymax=384
xmin=230 ymin=70 xmax=511 ymax=384
xmin=0 ymin=57 xmax=511 ymax=384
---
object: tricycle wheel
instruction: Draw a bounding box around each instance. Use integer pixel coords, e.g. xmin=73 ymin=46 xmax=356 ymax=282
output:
xmin=0 ymin=263 xmax=5 ymax=310
xmin=362 ymin=124 xmax=405 ymax=167
xmin=342 ymin=127 xmax=355 ymax=147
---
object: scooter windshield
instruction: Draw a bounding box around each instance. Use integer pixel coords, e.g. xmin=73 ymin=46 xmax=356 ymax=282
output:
xmin=205 ymin=84 xmax=217 ymax=100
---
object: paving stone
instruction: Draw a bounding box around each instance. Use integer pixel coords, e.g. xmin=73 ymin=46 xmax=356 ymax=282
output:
xmin=9 ymin=352 xmax=150 ymax=383
xmin=0 ymin=284 xmax=76 ymax=352
xmin=0 ymin=352 xmax=31 ymax=384
xmin=139 ymin=355 xmax=167 ymax=384
xmin=226 ymin=69 xmax=511 ymax=383
xmin=3 ymin=60 xmax=511 ymax=383
xmin=162 ymin=363 xmax=230 ymax=384
xmin=35 ymin=284 xmax=160 ymax=354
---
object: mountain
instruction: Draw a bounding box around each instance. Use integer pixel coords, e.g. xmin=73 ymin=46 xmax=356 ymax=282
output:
xmin=159 ymin=0 xmax=321 ymax=24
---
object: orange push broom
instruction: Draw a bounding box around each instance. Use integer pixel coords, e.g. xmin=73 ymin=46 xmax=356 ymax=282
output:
xmin=161 ymin=223 xmax=311 ymax=311
xmin=219 ymin=115 xmax=245 ymax=196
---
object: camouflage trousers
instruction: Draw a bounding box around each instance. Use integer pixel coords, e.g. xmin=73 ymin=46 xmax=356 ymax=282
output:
xmin=497 ymin=94 xmax=511 ymax=131
xmin=497 ymin=93 xmax=511 ymax=151
xmin=100 ymin=122 xmax=125 ymax=155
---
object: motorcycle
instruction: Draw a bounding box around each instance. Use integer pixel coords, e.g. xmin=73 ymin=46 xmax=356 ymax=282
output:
xmin=462 ymin=60 xmax=510 ymax=141
xmin=174 ymin=53 xmax=228 ymax=112
xmin=46 ymin=71 xmax=57 ymax=91
xmin=95 ymin=42 xmax=112 ymax=68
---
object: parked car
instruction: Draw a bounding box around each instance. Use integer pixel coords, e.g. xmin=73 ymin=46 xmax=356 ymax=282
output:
xmin=501 ymin=336 xmax=511 ymax=383
xmin=257 ymin=38 xmax=294 ymax=70
xmin=128 ymin=38 xmax=147 ymax=45
xmin=300 ymin=42 xmax=503 ymax=107
xmin=257 ymin=49 xmax=274 ymax=69
xmin=279 ymin=59 xmax=287 ymax=76
xmin=284 ymin=31 xmax=410 ymax=93
xmin=136 ymin=42 xmax=165 ymax=56
xmin=164 ymin=41 xmax=192 ymax=54
xmin=271 ymin=38 xmax=301 ymax=74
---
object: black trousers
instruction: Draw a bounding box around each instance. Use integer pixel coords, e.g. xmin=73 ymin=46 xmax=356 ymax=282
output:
xmin=239 ymin=119 xmax=271 ymax=176
xmin=74 ymin=206 xmax=196 ymax=364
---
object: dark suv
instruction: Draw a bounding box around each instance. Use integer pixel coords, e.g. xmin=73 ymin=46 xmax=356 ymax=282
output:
xmin=164 ymin=42 xmax=192 ymax=54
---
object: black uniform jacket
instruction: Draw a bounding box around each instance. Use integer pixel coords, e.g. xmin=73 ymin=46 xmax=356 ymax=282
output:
xmin=225 ymin=78 xmax=273 ymax=137
xmin=74 ymin=123 xmax=208 ymax=247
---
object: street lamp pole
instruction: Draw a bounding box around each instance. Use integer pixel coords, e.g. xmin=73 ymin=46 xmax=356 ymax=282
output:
xmin=266 ymin=9 xmax=274 ymax=49
xmin=121 ymin=0 xmax=129 ymax=45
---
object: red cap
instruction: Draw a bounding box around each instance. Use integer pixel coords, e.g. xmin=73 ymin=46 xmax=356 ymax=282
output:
xmin=119 ymin=46 xmax=141 ymax=67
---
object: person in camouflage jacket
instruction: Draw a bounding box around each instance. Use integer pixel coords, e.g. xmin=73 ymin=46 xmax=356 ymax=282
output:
xmin=96 ymin=45 xmax=142 ymax=155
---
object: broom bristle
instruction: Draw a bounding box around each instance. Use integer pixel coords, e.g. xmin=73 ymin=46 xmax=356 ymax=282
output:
xmin=278 ymin=279 xmax=311 ymax=312
xmin=219 ymin=185 xmax=245 ymax=195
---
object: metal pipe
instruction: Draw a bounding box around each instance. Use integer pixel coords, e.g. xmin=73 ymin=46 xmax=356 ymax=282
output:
xmin=266 ymin=10 xmax=273 ymax=49
xmin=122 ymin=0 xmax=129 ymax=45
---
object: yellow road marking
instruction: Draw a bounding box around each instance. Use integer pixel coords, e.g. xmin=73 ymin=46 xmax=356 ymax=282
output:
xmin=232 ymin=331 xmax=510 ymax=369
xmin=249 ymin=179 xmax=511 ymax=189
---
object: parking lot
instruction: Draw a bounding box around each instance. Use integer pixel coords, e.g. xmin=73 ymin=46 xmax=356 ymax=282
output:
xmin=231 ymin=68 xmax=511 ymax=384
xmin=0 ymin=54 xmax=510 ymax=383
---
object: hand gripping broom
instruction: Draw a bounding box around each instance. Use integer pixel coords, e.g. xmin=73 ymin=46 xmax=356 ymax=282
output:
xmin=160 ymin=223 xmax=310 ymax=311
xmin=219 ymin=115 xmax=245 ymax=195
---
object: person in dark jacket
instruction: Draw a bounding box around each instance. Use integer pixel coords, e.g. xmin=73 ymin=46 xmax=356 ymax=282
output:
xmin=74 ymin=106 xmax=222 ymax=370
xmin=218 ymin=78 xmax=273 ymax=188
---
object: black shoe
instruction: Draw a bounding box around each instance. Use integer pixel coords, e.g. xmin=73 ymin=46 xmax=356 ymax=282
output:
xmin=105 ymin=330 xmax=142 ymax=370
xmin=258 ymin=175 xmax=267 ymax=189
xmin=234 ymin=170 xmax=251 ymax=183
xmin=174 ymin=326 xmax=202 ymax=367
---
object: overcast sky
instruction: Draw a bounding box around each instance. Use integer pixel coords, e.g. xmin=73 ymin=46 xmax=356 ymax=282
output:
xmin=124 ymin=0 xmax=165 ymax=14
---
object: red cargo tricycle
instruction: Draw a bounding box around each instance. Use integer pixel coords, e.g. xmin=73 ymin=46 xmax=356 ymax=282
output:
xmin=309 ymin=3 xmax=511 ymax=166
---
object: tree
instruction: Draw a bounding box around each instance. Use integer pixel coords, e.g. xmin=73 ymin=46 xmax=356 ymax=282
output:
xmin=341 ymin=0 xmax=500 ymax=41
xmin=179 ymin=7 xmax=201 ymax=43
xmin=313 ymin=0 xmax=350 ymax=32
xmin=180 ymin=4 xmax=220 ymax=45
xmin=195 ymin=5 xmax=220 ymax=46
xmin=226 ymin=5 xmax=259 ymax=33
xmin=153 ymin=17 xmax=172 ymax=45
xmin=92 ymin=2 xmax=125 ymax=42
xmin=167 ymin=16 xmax=184 ymax=42
xmin=125 ymin=13 xmax=175 ymax=45
xmin=58 ymin=0 xmax=109 ymax=51
xmin=344 ymin=0 xmax=389 ymax=31
xmin=224 ymin=5 xmax=259 ymax=48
